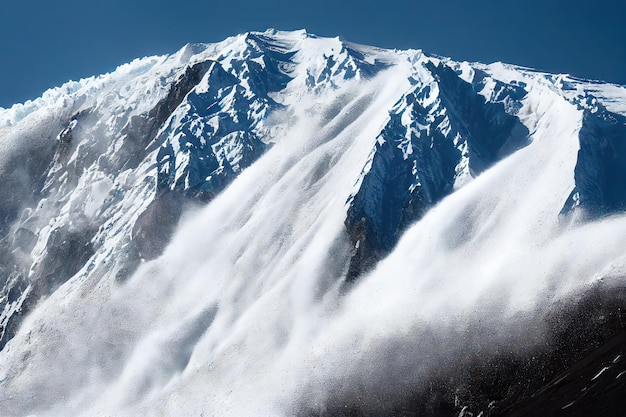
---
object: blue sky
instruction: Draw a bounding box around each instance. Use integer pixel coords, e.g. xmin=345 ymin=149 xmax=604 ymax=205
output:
xmin=1 ymin=0 xmax=624 ymax=108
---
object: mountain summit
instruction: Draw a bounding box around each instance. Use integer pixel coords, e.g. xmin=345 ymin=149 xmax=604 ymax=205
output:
xmin=1 ymin=29 xmax=626 ymax=416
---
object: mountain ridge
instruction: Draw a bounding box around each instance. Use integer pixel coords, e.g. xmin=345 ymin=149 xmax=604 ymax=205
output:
xmin=1 ymin=29 xmax=626 ymax=416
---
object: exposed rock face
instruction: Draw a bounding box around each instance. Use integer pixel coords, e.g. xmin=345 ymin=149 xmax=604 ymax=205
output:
xmin=562 ymin=97 xmax=626 ymax=218
xmin=0 ymin=30 xmax=390 ymax=350
xmin=1 ymin=29 xmax=626 ymax=417
xmin=313 ymin=284 xmax=626 ymax=417
xmin=0 ymin=36 xmax=301 ymax=347
xmin=0 ymin=60 xmax=216 ymax=347
xmin=154 ymin=60 xmax=271 ymax=200
xmin=345 ymin=62 xmax=529 ymax=280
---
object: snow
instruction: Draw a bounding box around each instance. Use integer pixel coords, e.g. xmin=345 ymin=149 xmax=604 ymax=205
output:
xmin=83 ymin=176 xmax=114 ymax=218
xmin=592 ymin=367 xmax=610 ymax=381
xmin=0 ymin=29 xmax=625 ymax=417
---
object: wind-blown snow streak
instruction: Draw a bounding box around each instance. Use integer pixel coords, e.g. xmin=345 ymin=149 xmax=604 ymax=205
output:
xmin=1 ymin=30 xmax=626 ymax=416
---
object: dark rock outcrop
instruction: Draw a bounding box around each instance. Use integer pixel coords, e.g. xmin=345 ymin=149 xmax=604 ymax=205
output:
xmin=155 ymin=58 xmax=281 ymax=200
xmin=0 ymin=61 xmax=217 ymax=349
xmin=561 ymin=97 xmax=626 ymax=218
xmin=310 ymin=284 xmax=626 ymax=417
xmin=345 ymin=62 xmax=529 ymax=281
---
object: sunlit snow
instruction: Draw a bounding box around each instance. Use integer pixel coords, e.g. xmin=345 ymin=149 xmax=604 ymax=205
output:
xmin=1 ymin=29 xmax=625 ymax=417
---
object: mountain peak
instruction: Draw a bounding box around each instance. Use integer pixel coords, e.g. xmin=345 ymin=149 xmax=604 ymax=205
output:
xmin=1 ymin=30 xmax=626 ymax=417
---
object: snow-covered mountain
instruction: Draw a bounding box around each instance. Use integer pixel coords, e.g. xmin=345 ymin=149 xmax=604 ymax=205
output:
xmin=1 ymin=29 xmax=626 ymax=416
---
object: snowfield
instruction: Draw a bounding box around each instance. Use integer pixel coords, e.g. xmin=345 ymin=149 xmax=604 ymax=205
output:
xmin=1 ymin=29 xmax=626 ymax=416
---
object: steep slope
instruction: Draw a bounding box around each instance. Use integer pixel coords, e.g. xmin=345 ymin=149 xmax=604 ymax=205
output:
xmin=345 ymin=61 xmax=530 ymax=279
xmin=0 ymin=29 xmax=626 ymax=417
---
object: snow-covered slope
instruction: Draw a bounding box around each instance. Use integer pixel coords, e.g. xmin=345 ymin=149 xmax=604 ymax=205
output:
xmin=1 ymin=29 xmax=626 ymax=416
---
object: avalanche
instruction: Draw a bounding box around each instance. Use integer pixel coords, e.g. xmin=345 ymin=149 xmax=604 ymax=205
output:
xmin=1 ymin=29 xmax=626 ymax=416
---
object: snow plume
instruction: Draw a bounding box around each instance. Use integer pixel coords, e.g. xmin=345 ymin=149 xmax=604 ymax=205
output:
xmin=1 ymin=30 xmax=626 ymax=417
xmin=119 ymin=76 xmax=624 ymax=416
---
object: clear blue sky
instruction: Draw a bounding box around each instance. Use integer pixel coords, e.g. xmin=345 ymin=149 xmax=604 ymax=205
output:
xmin=1 ymin=0 xmax=624 ymax=108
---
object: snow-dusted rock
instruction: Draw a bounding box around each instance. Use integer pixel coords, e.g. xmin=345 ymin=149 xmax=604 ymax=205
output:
xmin=1 ymin=29 xmax=626 ymax=417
